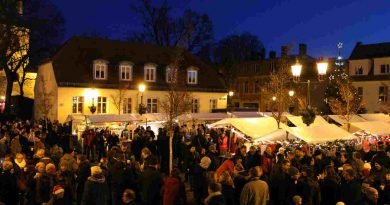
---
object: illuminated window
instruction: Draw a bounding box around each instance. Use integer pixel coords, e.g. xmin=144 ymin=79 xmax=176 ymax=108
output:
xmin=187 ymin=70 xmax=198 ymax=84
xmin=379 ymin=86 xmax=388 ymax=102
xmin=123 ymin=98 xmax=132 ymax=114
xmin=120 ymin=63 xmax=133 ymax=81
xmin=210 ymin=99 xmax=217 ymax=111
xmin=147 ymin=98 xmax=158 ymax=113
xmin=144 ymin=64 xmax=156 ymax=82
xmin=166 ymin=67 xmax=176 ymax=83
xmin=192 ymin=99 xmax=199 ymax=113
xmin=380 ymin=64 xmax=390 ymax=74
xmin=94 ymin=60 xmax=107 ymax=80
xmin=72 ymin=96 xmax=84 ymax=114
xmin=97 ymin=97 xmax=107 ymax=114
xmin=355 ymin=66 xmax=363 ymax=75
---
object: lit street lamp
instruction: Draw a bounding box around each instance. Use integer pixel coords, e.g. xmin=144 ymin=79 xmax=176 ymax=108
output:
xmin=291 ymin=57 xmax=328 ymax=108
xmin=289 ymin=90 xmax=295 ymax=97
xmin=227 ymin=90 xmax=234 ymax=113
xmin=138 ymin=84 xmax=146 ymax=115
xmin=272 ymin=96 xmax=277 ymax=101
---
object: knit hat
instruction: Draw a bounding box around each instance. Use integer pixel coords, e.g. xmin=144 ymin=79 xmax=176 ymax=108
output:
xmin=53 ymin=185 xmax=64 ymax=195
xmin=363 ymin=163 xmax=371 ymax=170
xmin=90 ymin=166 xmax=103 ymax=176
xmin=199 ymin=156 xmax=211 ymax=169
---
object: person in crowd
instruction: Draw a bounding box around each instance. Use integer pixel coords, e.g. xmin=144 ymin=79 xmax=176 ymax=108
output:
xmin=204 ymin=182 xmax=225 ymax=205
xmin=0 ymin=160 xmax=19 ymax=205
xmin=262 ymin=146 xmax=273 ymax=176
xmin=122 ymin=189 xmax=139 ymax=205
xmin=162 ymin=168 xmax=186 ymax=205
xmin=193 ymin=156 xmax=212 ymax=205
xmin=218 ymin=171 xmax=235 ymax=205
xmin=339 ymin=169 xmax=363 ymax=205
xmin=240 ymin=166 xmax=269 ymax=205
xmin=81 ymin=166 xmax=109 ymax=205
xmin=318 ymin=165 xmax=340 ymax=205
xmin=138 ymin=156 xmax=163 ymax=205
xmin=76 ymin=155 xmax=90 ymax=205
xmin=297 ymin=166 xmax=321 ymax=205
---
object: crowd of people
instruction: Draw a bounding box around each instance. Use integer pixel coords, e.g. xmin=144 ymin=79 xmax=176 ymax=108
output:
xmin=0 ymin=120 xmax=389 ymax=205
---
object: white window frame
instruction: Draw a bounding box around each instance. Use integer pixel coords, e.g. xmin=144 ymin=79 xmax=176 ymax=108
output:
xmin=119 ymin=62 xmax=133 ymax=81
xmin=97 ymin=96 xmax=108 ymax=114
xmin=144 ymin=64 xmax=156 ymax=82
xmin=123 ymin=98 xmax=132 ymax=114
xmin=93 ymin=60 xmax=108 ymax=80
xmin=166 ymin=67 xmax=177 ymax=83
xmin=147 ymin=98 xmax=158 ymax=113
xmin=72 ymin=96 xmax=84 ymax=114
xmin=192 ymin=99 xmax=200 ymax=113
xmin=187 ymin=69 xmax=198 ymax=84
xmin=210 ymin=99 xmax=217 ymax=111
xmin=379 ymin=86 xmax=388 ymax=103
xmin=380 ymin=64 xmax=390 ymax=74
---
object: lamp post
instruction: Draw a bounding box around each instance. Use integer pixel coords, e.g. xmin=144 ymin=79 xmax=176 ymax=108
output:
xmin=228 ymin=91 xmax=234 ymax=113
xmin=138 ymin=84 xmax=146 ymax=115
xmin=291 ymin=57 xmax=328 ymax=108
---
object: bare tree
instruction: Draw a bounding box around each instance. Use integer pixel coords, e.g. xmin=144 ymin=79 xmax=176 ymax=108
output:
xmin=262 ymin=57 xmax=293 ymax=128
xmin=110 ymin=84 xmax=129 ymax=115
xmin=36 ymin=75 xmax=54 ymax=120
xmin=160 ymin=47 xmax=193 ymax=173
xmin=328 ymin=79 xmax=363 ymax=131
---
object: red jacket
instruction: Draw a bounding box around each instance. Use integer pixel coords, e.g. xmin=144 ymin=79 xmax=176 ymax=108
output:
xmin=216 ymin=159 xmax=234 ymax=177
xmin=162 ymin=176 xmax=186 ymax=205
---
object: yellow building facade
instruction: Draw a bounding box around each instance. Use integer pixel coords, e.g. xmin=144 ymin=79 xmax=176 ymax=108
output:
xmin=34 ymin=37 xmax=227 ymax=122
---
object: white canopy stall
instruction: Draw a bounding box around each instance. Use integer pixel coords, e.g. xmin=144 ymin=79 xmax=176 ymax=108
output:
xmin=347 ymin=121 xmax=390 ymax=135
xmin=328 ymin=115 xmax=367 ymax=125
xmin=287 ymin=115 xmax=329 ymax=127
xmin=178 ymin=113 xmax=229 ymax=125
xmin=360 ymin=113 xmax=390 ymax=122
xmin=283 ymin=124 xmax=356 ymax=144
xmin=210 ymin=117 xmax=279 ymax=140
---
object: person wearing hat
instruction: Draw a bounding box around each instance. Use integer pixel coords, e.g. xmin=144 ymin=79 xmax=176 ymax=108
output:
xmin=138 ymin=156 xmax=163 ymax=205
xmin=81 ymin=165 xmax=109 ymax=205
xmin=0 ymin=160 xmax=19 ymax=205
xmin=42 ymin=185 xmax=65 ymax=205
xmin=193 ymin=156 xmax=212 ymax=205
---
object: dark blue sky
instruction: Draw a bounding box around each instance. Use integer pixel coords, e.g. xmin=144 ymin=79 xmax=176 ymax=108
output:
xmin=52 ymin=0 xmax=390 ymax=58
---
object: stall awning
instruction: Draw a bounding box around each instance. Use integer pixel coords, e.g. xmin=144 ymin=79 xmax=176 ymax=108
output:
xmin=86 ymin=114 xmax=140 ymax=123
xmin=287 ymin=116 xmax=329 ymax=127
xmin=136 ymin=113 xmax=166 ymax=122
xmin=210 ymin=117 xmax=279 ymax=139
xmin=360 ymin=113 xmax=390 ymax=122
xmin=178 ymin=113 xmax=228 ymax=122
xmin=283 ymin=124 xmax=356 ymax=144
xmin=65 ymin=114 xmax=86 ymax=123
xmin=328 ymin=115 xmax=366 ymax=125
xmin=231 ymin=112 xmax=264 ymax=118
xmin=347 ymin=121 xmax=390 ymax=135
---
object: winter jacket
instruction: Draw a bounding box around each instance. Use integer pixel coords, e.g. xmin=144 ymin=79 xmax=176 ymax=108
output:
xmin=0 ymin=170 xmax=19 ymax=205
xmin=59 ymin=153 xmax=77 ymax=172
xmin=139 ymin=167 xmax=163 ymax=205
xmin=240 ymin=177 xmax=269 ymax=205
xmin=162 ymin=176 xmax=186 ymax=205
xmin=205 ymin=192 xmax=226 ymax=205
xmin=81 ymin=174 xmax=109 ymax=205
xmin=339 ymin=179 xmax=363 ymax=205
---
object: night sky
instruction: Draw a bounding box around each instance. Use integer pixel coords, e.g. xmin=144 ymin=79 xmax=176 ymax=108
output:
xmin=52 ymin=0 xmax=390 ymax=58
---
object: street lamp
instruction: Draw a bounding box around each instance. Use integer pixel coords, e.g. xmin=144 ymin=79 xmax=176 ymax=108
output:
xmin=227 ymin=91 xmax=234 ymax=113
xmin=272 ymin=96 xmax=277 ymax=101
xmin=138 ymin=84 xmax=146 ymax=115
xmin=291 ymin=57 xmax=328 ymax=108
xmin=289 ymin=90 xmax=295 ymax=97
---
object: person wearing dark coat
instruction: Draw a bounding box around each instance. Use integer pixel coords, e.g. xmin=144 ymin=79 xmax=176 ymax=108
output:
xmin=81 ymin=166 xmax=109 ymax=205
xmin=339 ymin=169 xmax=363 ymax=205
xmin=193 ymin=156 xmax=212 ymax=205
xmin=109 ymin=159 xmax=127 ymax=205
xmin=162 ymin=168 xmax=186 ymax=205
xmin=318 ymin=165 xmax=340 ymax=205
xmin=297 ymin=167 xmax=321 ymax=205
xmin=76 ymin=155 xmax=90 ymax=205
xmin=0 ymin=161 xmax=19 ymax=205
xmin=205 ymin=182 xmax=226 ymax=205
xmin=138 ymin=157 xmax=163 ymax=205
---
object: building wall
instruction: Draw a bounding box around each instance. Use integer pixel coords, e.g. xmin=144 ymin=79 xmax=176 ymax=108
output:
xmin=349 ymin=59 xmax=371 ymax=76
xmin=373 ymin=57 xmax=390 ymax=75
xmin=56 ymin=87 xmax=228 ymax=122
xmin=352 ymin=80 xmax=390 ymax=113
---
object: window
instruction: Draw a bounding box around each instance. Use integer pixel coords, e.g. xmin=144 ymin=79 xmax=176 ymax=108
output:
xmin=355 ymin=66 xmax=363 ymax=75
xmin=254 ymin=81 xmax=260 ymax=93
xmin=380 ymin=64 xmax=390 ymax=74
xmin=144 ymin=64 xmax=156 ymax=82
xmin=244 ymin=81 xmax=249 ymax=93
xmin=123 ymin=98 xmax=132 ymax=114
xmin=379 ymin=86 xmax=388 ymax=102
xmin=97 ymin=97 xmax=107 ymax=114
xmin=210 ymin=99 xmax=217 ymax=111
xmin=72 ymin=96 xmax=84 ymax=114
xmin=147 ymin=98 xmax=158 ymax=113
xmin=166 ymin=67 xmax=176 ymax=83
xmin=94 ymin=60 xmax=107 ymax=80
xmin=357 ymin=87 xmax=363 ymax=100
xmin=191 ymin=99 xmax=199 ymax=113
xmin=187 ymin=70 xmax=198 ymax=84
xmin=120 ymin=63 xmax=132 ymax=81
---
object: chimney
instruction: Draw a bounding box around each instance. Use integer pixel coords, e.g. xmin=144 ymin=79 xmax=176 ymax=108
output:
xmin=299 ymin=44 xmax=307 ymax=55
xmin=356 ymin=41 xmax=362 ymax=47
xmin=17 ymin=0 xmax=23 ymax=16
xmin=281 ymin=46 xmax=288 ymax=57
xmin=269 ymin=51 xmax=276 ymax=59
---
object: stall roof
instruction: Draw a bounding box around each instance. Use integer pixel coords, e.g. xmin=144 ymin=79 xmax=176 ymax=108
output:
xmin=65 ymin=114 xmax=86 ymax=123
xmin=283 ymin=124 xmax=356 ymax=144
xmin=253 ymin=129 xmax=288 ymax=142
xmin=231 ymin=112 xmax=264 ymax=118
xmin=210 ymin=117 xmax=278 ymax=139
xmin=360 ymin=113 xmax=390 ymax=122
xmin=347 ymin=121 xmax=390 ymax=135
xmin=178 ymin=113 xmax=228 ymax=122
xmin=137 ymin=113 xmax=166 ymax=122
xmin=86 ymin=114 xmax=140 ymax=123
xmin=328 ymin=115 xmax=366 ymax=125
xmin=287 ymin=116 xmax=329 ymax=127
xmin=261 ymin=112 xmax=292 ymax=117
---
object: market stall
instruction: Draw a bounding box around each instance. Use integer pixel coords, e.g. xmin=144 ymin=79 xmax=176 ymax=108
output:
xmin=178 ymin=113 xmax=229 ymax=125
xmin=327 ymin=114 xmax=367 ymax=125
xmin=347 ymin=121 xmax=390 ymax=136
xmin=209 ymin=117 xmax=279 ymax=140
xmin=360 ymin=113 xmax=390 ymax=122
xmin=287 ymin=115 xmax=329 ymax=127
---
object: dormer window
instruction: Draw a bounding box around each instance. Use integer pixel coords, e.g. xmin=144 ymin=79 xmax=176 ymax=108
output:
xmin=144 ymin=63 xmax=156 ymax=82
xmin=187 ymin=67 xmax=198 ymax=84
xmin=166 ymin=67 xmax=177 ymax=83
xmin=355 ymin=66 xmax=363 ymax=75
xmin=94 ymin=60 xmax=108 ymax=80
xmin=119 ymin=62 xmax=133 ymax=81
